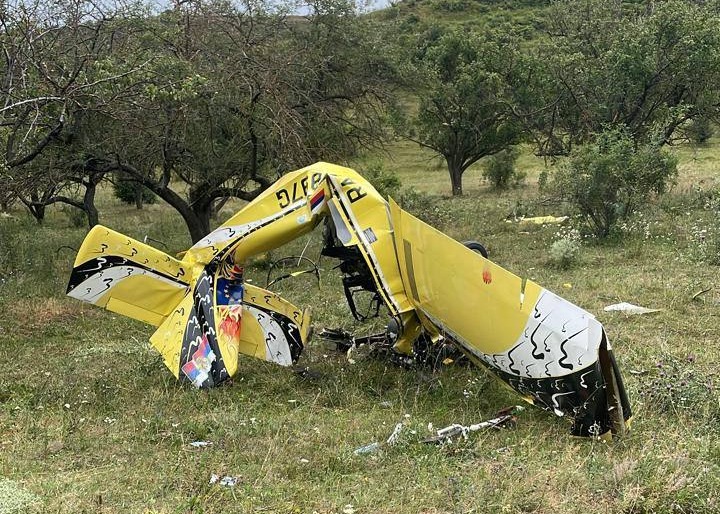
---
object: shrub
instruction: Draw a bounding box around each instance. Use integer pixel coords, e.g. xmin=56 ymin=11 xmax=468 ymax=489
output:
xmin=686 ymin=116 xmax=714 ymax=145
xmin=360 ymin=162 xmax=402 ymax=200
xmin=548 ymin=127 xmax=677 ymax=238
xmin=482 ymin=147 xmax=524 ymax=189
xmin=399 ymin=187 xmax=453 ymax=228
xmin=113 ymin=180 xmax=156 ymax=207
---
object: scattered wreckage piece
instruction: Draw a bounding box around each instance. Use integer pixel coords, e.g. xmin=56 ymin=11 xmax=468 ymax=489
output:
xmin=604 ymin=302 xmax=661 ymax=315
xmin=422 ymin=406 xmax=525 ymax=444
xmin=353 ymin=422 xmax=405 ymax=455
xmin=209 ymin=474 xmax=240 ymax=487
xmin=67 ymin=162 xmax=631 ymax=438
xmin=691 ymin=287 xmax=712 ymax=301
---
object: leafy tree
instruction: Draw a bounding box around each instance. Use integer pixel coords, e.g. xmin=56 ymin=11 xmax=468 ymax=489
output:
xmin=528 ymin=0 xmax=720 ymax=153
xmin=402 ymin=28 xmax=525 ymax=196
xmin=0 ymin=0 xmax=151 ymax=224
xmin=69 ymin=0 xmax=398 ymax=242
xmin=113 ymin=179 xmax=156 ymax=209
xmin=548 ymin=127 xmax=677 ymax=238
xmin=1 ymin=0 xmax=397 ymax=238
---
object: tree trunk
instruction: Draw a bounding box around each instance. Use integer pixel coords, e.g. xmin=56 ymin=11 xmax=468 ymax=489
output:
xmin=184 ymin=209 xmax=211 ymax=243
xmin=83 ymin=180 xmax=100 ymax=228
xmin=30 ymin=204 xmax=46 ymax=223
xmin=135 ymin=181 xmax=208 ymax=243
xmin=134 ymin=184 xmax=144 ymax=210
xmin=28 ymin=192 xmax=46 ymax=223
xmin=152 ymin=185 xmax=211 ymax=244
xmin=190 ymin=201 xmax=213 ymax=243
xmin=78 ymin=169 xmax=108 ymax=228
xmin=112 ymin=164 xmax=259 ymax=244
xmin=449 ymin=164 xmax=463 ymax=196
xmin=211 ymin=196 xmax=230 ymax=220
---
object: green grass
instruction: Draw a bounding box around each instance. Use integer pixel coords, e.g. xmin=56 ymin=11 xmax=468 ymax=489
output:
xmin=2 ymin=138 xmax=720 ymax=513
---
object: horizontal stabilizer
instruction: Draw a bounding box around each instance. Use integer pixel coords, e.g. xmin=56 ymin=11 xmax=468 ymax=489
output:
xmin=66 ymin=225 xmax=190 ymax=326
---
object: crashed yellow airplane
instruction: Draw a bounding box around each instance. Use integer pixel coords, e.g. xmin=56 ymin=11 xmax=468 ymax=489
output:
xmin=67 ymin=162 xmax=631 ymax=438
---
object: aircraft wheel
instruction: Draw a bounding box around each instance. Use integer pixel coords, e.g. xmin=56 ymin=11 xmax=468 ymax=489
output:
xmin=463 ymin=240 xmax=488 ymax=258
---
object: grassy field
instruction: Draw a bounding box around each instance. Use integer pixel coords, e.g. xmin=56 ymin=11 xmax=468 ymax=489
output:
xmin=2 ymin=138 xmax=720 ymax=513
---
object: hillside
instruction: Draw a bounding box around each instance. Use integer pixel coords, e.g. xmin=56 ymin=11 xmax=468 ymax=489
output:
xmin=371 ymin=0 xmax=550 ymax=35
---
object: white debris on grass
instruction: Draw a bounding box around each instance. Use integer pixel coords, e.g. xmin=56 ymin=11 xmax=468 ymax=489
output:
xmin=353 ymin=442 xmax=380 ymax=455
xmin=386 ymin=423 xmax=403 ymax=445
xmin=209 ymin=474 xmax=240 ymax=487
xmin=603 ymin=302 xmax=661 ymax=315
xmin=516 ymin=215 xmax=569 ymax=225
xmin=354 ymin=421 xmax=406 ymax=455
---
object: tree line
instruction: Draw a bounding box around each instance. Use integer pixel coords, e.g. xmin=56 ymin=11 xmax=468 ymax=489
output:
xmin=2 ymin=0 xmax=719 ymax=241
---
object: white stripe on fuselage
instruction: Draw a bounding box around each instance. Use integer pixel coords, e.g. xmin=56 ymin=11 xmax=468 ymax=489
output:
xmin=190 ymin=200 xmax=307 ymax=251
xmin=416 ymin=289 xmax=602 ymax=379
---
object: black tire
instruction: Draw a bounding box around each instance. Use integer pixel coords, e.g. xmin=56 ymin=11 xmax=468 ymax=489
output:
xmin=463 ymin=240 xmax=488 ymax=258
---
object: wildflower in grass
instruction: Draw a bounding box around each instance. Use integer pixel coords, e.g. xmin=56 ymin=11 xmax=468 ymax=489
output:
xmin=549 ymin=227 xmax=582 ymax=269
xmin=639 ymin=353 xmax=718 ymax=415
xmin=0 ymin=478 xmax=40 ymax=513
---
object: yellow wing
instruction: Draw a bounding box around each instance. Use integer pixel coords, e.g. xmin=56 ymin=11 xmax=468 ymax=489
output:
xmin=390 ymin=200 xmax=630 ymax=437
xmin=66 ymin=225 xmax=190 ymax=326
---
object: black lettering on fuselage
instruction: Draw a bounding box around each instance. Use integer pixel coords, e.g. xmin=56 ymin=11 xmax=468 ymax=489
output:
xmin=339 ymin=177 xmax=367 ymax=203
xmin=276 ymin=172 xmax=368 ymax=208
xmin=346 ymin=186 xmax=367 ymax=203
xmin=276 ymin=175 xmax=313 ymax=208
xmin=276 ymin=189 xmax=290 ymax=208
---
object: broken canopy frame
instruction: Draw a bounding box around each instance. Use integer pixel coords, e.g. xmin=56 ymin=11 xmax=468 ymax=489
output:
xmin=66 ymin=162 xmax=631 ymax=438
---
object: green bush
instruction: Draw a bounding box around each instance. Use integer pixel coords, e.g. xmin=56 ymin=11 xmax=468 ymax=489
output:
xmin=360 ymin=162 xmax=402 ymax=200
xmin=482 ymin=147 xmax=524 ymax=189
xmin=399 ymin=187 xmax=453 ymax=228
xmin=548 ymin=127 xmax=677 ymax=238
xmin=686 ymin=116 xmax=714 ymax=145
xmin=113 ymin=180 xmax=157 ymax=207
